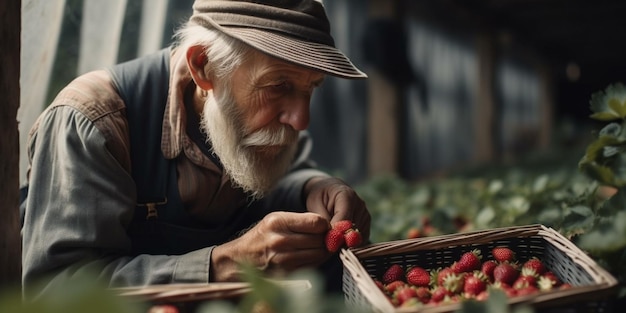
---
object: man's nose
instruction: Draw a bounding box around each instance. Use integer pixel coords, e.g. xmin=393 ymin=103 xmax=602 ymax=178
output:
xmin=279 ymin=94 xmax=310 ymax=131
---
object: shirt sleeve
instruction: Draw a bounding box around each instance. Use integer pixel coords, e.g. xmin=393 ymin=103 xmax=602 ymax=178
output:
xmin=21 ymin=105 xmax=211 ymax=299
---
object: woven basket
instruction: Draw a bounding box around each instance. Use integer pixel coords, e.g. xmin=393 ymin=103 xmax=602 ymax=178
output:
xmin=340 ymin=224 xmax=618 ymax=313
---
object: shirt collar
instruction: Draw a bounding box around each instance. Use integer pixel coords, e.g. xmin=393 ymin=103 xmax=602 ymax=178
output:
xmin=161 ymin=47 xmax=188 ymax=159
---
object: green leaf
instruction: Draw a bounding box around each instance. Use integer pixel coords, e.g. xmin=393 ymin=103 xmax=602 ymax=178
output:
xmin=599 ymin=190 xmax=626 ymax=217
xmin=476 ymin=206 xmax=496 ymax=228
xmin=579 ymin=162 xmax=618 ymax=187
xmin=532 ymin=174 xmax=549 ymax=193
xmin=599 ymin=122 xmax=622 ymax=138
xmin=589 ymin=82 xmax=626 ymax=121
xmin=562 ymin=205 xmax=594 ymax=233
xmin=578 ymin=211 xmax=626 ymax=253
xmin=609 ymin=97 xmax=626 ymax=118
xmin=536 ymin=206 xmax=562 ymax=226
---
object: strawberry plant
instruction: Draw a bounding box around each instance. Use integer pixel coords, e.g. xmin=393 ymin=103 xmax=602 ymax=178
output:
xmin=574 ymin=82 xmax=626 ymax=298
xmin=354 ymin=82 xmax=626 ymax=304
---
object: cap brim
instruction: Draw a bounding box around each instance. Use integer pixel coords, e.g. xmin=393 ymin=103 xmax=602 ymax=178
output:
xmin=223 ymin=27 xmax=367 ymax=79
xmin=191 ymin=16 xmax=367 ymax=79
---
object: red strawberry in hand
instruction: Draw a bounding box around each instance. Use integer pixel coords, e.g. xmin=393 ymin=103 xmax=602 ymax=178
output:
xmin=325 ymin=219 xmax=362 ymax=252
xmin=332 ymin=220 xmax=354 ymax=234
xmin=344 ymin=229 xmax=363 ymax=248
xmin=324 ymin=228 xmax=345 ymax=252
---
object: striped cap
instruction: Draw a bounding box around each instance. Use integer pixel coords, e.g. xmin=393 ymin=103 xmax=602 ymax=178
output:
xmin=190 ymin=0 xmax=367 ymax=79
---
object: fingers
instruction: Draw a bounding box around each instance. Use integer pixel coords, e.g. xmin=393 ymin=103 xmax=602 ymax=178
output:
xmin=264 ymin=248 xmax=328 ymax=272
xmin=264 ymin=211 xmax=330 ymax=235
xmin=250 ymin=213 xmax=332 ymax=272
xmin=304 ymin=177 xmax=372 ymax=243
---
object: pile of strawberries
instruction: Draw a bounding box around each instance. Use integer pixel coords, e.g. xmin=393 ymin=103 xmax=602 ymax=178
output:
xmin=325 ymin=220 xmax=363 ymax=252
xmin=373 ymin=246 xmax=571 ymax=308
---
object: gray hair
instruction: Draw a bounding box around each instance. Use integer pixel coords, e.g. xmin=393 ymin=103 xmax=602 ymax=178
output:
xmin=173 ymin=22 xmax=252 ymax=80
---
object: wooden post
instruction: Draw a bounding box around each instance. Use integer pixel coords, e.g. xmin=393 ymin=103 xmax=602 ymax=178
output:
xmin=78 ymin=0 xmax=128 ymax=74
xmin=366 ymin=0 xmax=400 ymax=177
xmin=19 ymin=0 xmax=66 ymax=183
xmin=0 ymin=0 xmax=23 ymax=289
xmin=537 ymin=64 xmax=553 ymax=149
xmin=474 ymin=33 xmax=496 ymax=162
xmin=137 ymin=0 xmax=169 ymax=57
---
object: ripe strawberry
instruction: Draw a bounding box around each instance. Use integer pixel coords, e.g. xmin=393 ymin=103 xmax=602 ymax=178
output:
xmin=344 ymin=229 xmax=363 ymax=248
xmin=481 ymin=260 xmax=497 ymax=282
xmin=385 ymin=280 xmax=407 ymax=294
xmin=332 ymin=220 xmax=354 ymax=234
xmin=492 ymin=246 xmax=516 ymax=262
xmin=452 ymin=249 xmax=482 ymax=273
xmin=414 ymin=286 xmax=431 ymax=304
xmin=513 ymin=274 xmax=537 ymax=290
xmin=516 ymin=285 xmax=539 ymax=297
xmin=436 ymin=267 xmax=454 ymax=286
xmin=522 ymin=257 xmax=547 ymax=275
xmin=430 ymin=285 xmax=452 ymax=303
xmin=406 ymin=266 xmax=430 ymax=287
xmin=406 ymin=227 xmax=421 ymax=239
xmin=493 ymin=262 xmax=519 ymax=285
xmin=324 ymin=228 xmax=345 ymax=252
xmin=463 ymin=271 xmax=488 ymax=297
xmin=148 ymin=305 xmax=180 ymax=313
xmin=395 ymin=286 xmax=418 ymax=305
xmin=383 ymin=264 xmax=405 ymax=284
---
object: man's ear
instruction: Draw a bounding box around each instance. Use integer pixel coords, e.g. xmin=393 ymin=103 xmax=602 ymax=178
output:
xmin=186 ymin=45 xmax=213 ymax=90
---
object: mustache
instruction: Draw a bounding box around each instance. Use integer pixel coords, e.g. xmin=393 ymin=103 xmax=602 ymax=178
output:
xmin=241 ymin=126 xmax=299 ymax=147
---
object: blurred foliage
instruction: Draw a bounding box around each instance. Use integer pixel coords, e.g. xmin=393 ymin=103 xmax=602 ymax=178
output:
xmin=355 ymin=156 xmax=603 ymax=243
xmin=0 ymin=273 xmax=145 ymax=313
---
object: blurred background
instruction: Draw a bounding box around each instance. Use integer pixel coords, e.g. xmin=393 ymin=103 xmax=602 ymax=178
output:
xmin=19 ymin=0 xmax=626 ymax=187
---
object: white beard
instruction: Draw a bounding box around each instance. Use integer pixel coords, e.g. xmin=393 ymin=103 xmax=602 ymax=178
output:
xmin=199 ymin=87 xmax=300 ymax=200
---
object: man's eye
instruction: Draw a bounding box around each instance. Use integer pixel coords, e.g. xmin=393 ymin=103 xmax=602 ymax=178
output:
xmin=268 ymin=81 xmax=290 ymax=93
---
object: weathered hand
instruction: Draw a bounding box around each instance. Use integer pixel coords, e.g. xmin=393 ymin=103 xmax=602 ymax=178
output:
xmin=210 ymin=211 xmax=330 ymax=281
xmin=303 ymin=176 xmax=371 ymax=245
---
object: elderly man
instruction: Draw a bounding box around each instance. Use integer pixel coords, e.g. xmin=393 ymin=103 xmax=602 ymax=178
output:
xmin=20 ymin=0 xmax=370 ymax=299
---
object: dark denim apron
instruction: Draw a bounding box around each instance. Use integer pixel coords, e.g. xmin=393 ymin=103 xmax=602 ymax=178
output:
xmin=109 ymin=48 xmax=260 ymax=256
